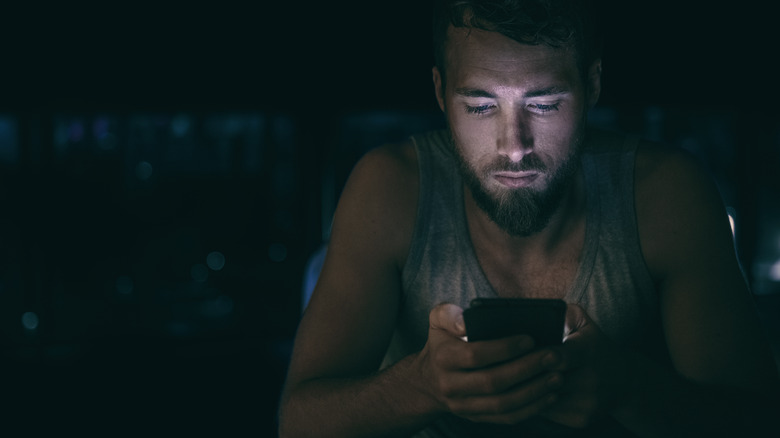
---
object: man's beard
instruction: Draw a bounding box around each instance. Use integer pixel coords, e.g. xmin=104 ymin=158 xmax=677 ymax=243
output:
xmin=451 ymin=135 xmax=583 ymax=237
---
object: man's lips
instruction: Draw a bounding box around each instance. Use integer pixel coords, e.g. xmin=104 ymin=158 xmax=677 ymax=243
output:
xmin=493 ymin=171 xmax=540 ymax=188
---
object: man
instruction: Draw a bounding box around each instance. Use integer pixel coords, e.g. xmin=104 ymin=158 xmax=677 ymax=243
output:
xmin=278 ymin=0 xmax=779 ymax=436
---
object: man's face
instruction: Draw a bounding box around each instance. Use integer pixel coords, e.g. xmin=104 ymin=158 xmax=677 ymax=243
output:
xmin=433 ymin=26 xmax=598 ymax=236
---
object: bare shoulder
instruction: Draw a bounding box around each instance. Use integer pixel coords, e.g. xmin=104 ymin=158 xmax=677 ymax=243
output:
xmin=332 ymin=139 xmax=419 ymax=268
xmin=633 ymin=141 xmax=733 ymax=283
xmin=348 ymin=139 xmax=419 ymax=199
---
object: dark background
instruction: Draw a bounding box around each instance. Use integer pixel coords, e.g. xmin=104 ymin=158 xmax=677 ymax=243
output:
xmin=0 ymin=1 xmax=778 ymax=436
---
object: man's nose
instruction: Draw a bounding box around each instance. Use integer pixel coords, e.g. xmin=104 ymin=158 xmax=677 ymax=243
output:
xmin=497 ymin=111 xmax=533 ymax=162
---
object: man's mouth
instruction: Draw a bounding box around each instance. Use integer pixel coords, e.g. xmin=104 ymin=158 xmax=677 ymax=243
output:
xmin=493 ymin=171 xmax=540 ymax=188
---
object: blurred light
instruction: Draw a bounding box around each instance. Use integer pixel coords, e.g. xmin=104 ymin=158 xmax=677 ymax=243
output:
xmin=116 ymin=275 xmax=133 ymax=295
xmin=167 ymin=322 xmax=193 ymax=337
xmin=206 ymin=251 xmax=225 ymax=271
xmin=770 ymin=260 xmax=780 ymax=282
xmin=93 ymin=117 xmax=110 ymax=140
xmin=268 ymin=243 xmax=287 ymax=262
xmin=54 ymin=120 xmax=69 ymax=155
xmin=0 ymin=117 xmax=19 ymax=164
xmin=201 ymin=295 xmax=234 ymax=318
xmin=68 ymin=121 xmax=84 ymax=142
xmin=273 ymin=116 xmax=295 ymax=146
xmin=728 ymin=213 xmax=735 ymax=237
xmin=136 ymin=161 xmax=153 ymax=181
xmin=171 ymin=114 xmax=191 ymax=137
xmin=586 ymin=106 xmax=618 ymax=129
xmin=726 ymin=207 xmax=737 ymax=240
xmin=22 ymin=312 xmax=39 ymax=330
xmin=97 ymin=133 xmax=117 ymax=151
xmin=643 ymin=106 xmax=664 ymax=142
xmin=224 ymin=116 xmax=244 ymax=136
xmin=191 ymin=264 xmax=209 ymax=283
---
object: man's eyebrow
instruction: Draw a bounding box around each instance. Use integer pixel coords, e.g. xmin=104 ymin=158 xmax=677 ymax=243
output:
xmin=523 ymin=86 xmax=570 ymax=98
xmin=453 ymin=86 xmax=570 ymax=99
xmin=453 ymin=88 xmax=496 ymax=98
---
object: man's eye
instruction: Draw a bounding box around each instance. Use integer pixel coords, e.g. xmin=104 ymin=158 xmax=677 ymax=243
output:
xmin=528 ymin=103 xmax=560 ymax=114
xmin=465 ymin=104 xmax=493 ymax=115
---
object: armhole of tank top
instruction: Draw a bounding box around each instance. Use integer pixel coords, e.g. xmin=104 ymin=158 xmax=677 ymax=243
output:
xmin=621 ymin=134 xmax=657 ymax=292
xmin=401 ymin=134 xmax=431 ymax=294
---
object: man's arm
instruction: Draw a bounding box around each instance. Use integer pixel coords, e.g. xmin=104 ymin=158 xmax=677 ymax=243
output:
xmin=613 ymin=144 xmax=779 ymax=435
xmin=277 ymin=143 xmax=439 ymax=438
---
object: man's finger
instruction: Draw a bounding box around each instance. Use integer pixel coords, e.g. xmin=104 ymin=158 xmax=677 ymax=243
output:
xmin=545 ymin=305 xmax=598 ymax=372
xmin=429 ymin=302 xmax=466 ymax=337
xmin=563 ymin=303 xmax=589 ymax=339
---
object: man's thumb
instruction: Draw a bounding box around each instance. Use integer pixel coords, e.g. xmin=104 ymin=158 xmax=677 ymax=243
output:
xmin=429 ymin=303 xmax=466 ymax=337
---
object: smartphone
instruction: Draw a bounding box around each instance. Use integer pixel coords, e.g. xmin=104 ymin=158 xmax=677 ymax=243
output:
xmin=462 ymin=298 xmax=566 ymax=346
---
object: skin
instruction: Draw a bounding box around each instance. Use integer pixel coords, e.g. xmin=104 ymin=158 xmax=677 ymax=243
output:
xmin=433 ymin=28 xmax=599 ymax=298
xmin=437 ymin=27 xmax=593 ymax=239
xmin=278 ymin=25 xmax=780 ymax=438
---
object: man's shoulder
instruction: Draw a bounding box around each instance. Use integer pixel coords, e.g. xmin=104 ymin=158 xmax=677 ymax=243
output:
xmin=632 ymin=135 xmax=719 ymax=232
xmin=334 ymin=138 xmax=420 ymax=262
xmin=355 ymin=139 xmax=419 ymax=188
xmin=633 ymin=138 xmax=706 ymax=193
xmin=631 ymin=137 xmax=729 ymax=281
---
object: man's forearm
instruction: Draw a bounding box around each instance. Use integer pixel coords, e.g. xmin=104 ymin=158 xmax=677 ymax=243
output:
xmin=611 ymin=353 xmax=779 ymax=437
xmin=278 ymin=353 xmax=443 ymax=438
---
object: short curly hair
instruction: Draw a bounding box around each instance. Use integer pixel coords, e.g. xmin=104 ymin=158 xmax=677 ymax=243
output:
xmin=433 ymin=0 xmax=603 ymax=84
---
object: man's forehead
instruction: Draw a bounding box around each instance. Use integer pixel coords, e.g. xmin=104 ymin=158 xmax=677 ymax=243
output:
xmin=445 ymin=26 xmax=580 ymax=87
xmin=446 ymin=26 xmax=576 ymax=66
xmin=446 ymin=26 xmax=515 ymax=52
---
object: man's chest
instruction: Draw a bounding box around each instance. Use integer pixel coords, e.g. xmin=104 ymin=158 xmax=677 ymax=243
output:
xmin=469 ymin=221 xmax=586 ymax=300
xmin=476 ymin=253 xmax=581 ymax=299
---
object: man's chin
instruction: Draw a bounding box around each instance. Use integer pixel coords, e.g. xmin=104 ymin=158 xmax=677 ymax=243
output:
xmin=488 ymin=186 xmax=539 ymax=205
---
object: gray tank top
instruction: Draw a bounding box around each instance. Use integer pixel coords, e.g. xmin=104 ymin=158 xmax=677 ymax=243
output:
xmin=383 ymin=128 xmax=667 ymax=437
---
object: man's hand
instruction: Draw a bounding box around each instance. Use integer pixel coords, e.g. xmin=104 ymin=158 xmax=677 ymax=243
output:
xmin=540 ymin=303 xmax=634 ymax=428
xmin=412 ymin=303 xmax=564 ymax=425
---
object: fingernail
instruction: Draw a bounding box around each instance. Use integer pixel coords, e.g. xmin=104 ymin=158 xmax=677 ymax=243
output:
xmin=543 ymin=352 xmax=560 ymax=367
xmin=455 ymin=316 xmax=465 ymax=334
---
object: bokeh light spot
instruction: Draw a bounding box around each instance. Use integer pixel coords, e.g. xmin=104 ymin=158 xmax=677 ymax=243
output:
xmin=770 ymin=260 xmax=780 ymax=282
xmin=22 ymin=312 xmax=39 ymax=330
xmin=201 ymin=295 xmax=234 ymax=318
xmin=268 ymin=243 xmax=287 ymax=262
xmin=171 ymin=114 xmax=191 ymax=137
xmin=206 ymin=251 xmax=226 ymax=271
xmin=116 ymin=276 xmax=133 ymax=295
xmin=191 ymin=264 xmax=209 ymax=283
xmin=136 ymin=161 xmax=153 ymax=181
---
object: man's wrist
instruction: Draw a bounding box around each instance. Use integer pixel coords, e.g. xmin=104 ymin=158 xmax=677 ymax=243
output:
xmin=402 ymin=351 xmax=449 ymax=417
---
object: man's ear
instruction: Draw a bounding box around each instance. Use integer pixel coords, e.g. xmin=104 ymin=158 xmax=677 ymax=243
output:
xmin=586 ymin=59 xmax=602 ymax=109
xmin=432 ymin=66 xmax=446 ymax=112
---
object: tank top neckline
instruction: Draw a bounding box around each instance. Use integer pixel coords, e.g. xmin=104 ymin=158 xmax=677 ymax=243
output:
xmin=452 ymin=143 xmax=601 ymax=304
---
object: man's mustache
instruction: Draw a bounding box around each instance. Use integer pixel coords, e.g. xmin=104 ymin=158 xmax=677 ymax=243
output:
xmin=484 ymin=154 xmax=547 ymax=174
